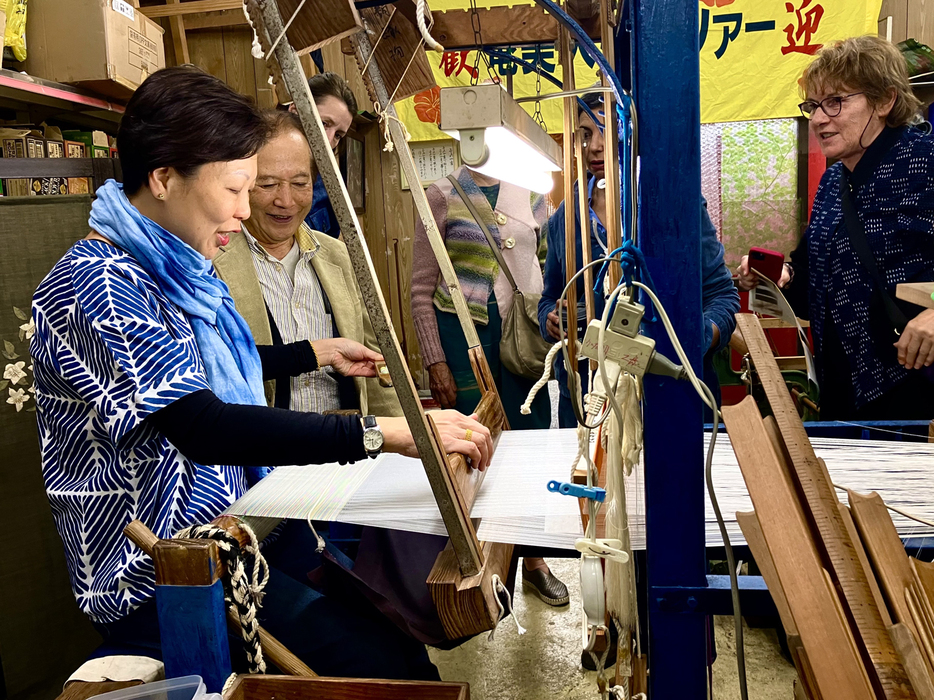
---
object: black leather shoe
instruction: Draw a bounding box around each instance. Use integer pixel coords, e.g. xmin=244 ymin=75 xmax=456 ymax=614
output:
xmin=521 ymin=566 xmax=570 ymax=606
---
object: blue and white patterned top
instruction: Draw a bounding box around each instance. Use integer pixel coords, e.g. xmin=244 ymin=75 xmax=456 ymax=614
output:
xmin=807 ymin=126 xmax=934 ymax=407
xmin=31 ymin=240 xmax=249 ymax=624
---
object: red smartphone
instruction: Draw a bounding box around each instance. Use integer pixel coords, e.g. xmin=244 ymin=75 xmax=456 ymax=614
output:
xmin=748 ymin=247 xmax=785 ymax=284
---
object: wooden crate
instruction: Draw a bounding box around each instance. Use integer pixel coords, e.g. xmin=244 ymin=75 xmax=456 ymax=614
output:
xmin=224 ymin=675 xmax=469 ymax=700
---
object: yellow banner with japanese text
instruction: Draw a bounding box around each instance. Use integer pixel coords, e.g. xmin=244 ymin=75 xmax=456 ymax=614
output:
xmin=700 ymin=0 xmax=883 ymax=123
xmin=396 ymin=0 xmax=882 ymax=140
xmin=396 ymin=46 xmax=601 ymax=142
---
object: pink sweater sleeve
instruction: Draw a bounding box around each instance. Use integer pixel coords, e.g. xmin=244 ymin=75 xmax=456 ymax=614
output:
xmin=411 ymin=183 xmax=448 ymax=367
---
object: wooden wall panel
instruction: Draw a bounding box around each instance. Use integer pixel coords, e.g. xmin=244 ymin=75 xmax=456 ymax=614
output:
xmin=879 ymin=0 xmax=909 ymax=41
xmin=907 ymin=0 xmax=934 ymax=46
xmin=223 ymin=27 xmax=258 ymax=101
xmin=188 ymin=29 xmax=228 ymax=81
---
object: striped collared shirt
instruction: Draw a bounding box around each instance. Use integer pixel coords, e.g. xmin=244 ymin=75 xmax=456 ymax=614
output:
xmin=243 ymin=225 xmax=341 ymax=413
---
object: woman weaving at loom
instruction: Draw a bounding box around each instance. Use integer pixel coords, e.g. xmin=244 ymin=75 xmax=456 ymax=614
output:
xmin=29 ymin=66 xmax=492 ymax=679
xmin=736 ymin=35 xmax=934 ymax=421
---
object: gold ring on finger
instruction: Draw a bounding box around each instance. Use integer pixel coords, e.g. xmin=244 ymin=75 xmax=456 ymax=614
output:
xmin=465 ymin=428 xmax=473 ymax=442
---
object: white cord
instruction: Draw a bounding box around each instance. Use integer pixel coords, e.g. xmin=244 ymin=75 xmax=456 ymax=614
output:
xmin=632 ymin=282 xmax=714 ymax=411
xmin=520 ymin=340 xmax=565 ymax=414
xmin=416 ymin=0 xmax=445 ymax=52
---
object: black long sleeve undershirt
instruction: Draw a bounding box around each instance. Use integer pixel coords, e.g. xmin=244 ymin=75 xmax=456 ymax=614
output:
xmin=146 ymin=389 xmax=366 ymax=466
xmin=255 ymin=340 xmax=319 ymax=381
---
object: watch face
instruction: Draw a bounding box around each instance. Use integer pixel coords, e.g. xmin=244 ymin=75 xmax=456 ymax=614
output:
xmin=363 ymin=429 xmax=384 ymax=451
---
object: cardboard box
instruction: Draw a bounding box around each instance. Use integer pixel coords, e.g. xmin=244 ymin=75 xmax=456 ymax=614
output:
xmin=23 ymin=0 xmax=165 ymax=100
xmin=34 ymin=126 xmax=69 ymax=196
xmin=64 ymin=140 xmax=90 ymax=195
xmin=62 ymin=130 xmax=111 ymax=159
xmin=1 ymin=128 xmax=44 ymax=197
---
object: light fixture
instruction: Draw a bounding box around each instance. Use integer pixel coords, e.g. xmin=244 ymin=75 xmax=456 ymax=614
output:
xmin=440 ymin=84 xmax=563 ymax=194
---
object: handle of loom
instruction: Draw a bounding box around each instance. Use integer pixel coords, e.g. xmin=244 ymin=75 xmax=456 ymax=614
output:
xmin=123 ymin=520 xmax=317 ymax=678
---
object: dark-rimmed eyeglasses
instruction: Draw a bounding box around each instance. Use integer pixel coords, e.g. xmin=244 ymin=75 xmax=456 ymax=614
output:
xmin=798 ymin=93 xmax=864 ymax=120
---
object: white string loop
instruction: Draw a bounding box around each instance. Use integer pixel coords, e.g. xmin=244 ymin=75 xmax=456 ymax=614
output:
xmin=487 ymin=574 xmax=526 ymax=641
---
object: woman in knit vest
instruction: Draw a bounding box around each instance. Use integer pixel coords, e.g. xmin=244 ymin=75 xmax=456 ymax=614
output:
xmin=411 ymin=165 xmax=569 ymax=606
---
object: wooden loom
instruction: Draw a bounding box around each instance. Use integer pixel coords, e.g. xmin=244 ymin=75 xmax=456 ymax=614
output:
xmin=242 ymin=0 xmax=516 ymax=642
xmin=724 ymin=312 xmax=934 ymax=700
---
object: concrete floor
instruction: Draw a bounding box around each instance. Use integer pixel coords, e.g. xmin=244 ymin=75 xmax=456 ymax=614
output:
xmin=430 ymin=558 xmax=797 ymax=700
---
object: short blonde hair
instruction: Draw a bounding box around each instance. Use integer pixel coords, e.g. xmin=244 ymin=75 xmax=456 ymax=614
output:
xmin=800 ymin=35 xmax=922 ymax=127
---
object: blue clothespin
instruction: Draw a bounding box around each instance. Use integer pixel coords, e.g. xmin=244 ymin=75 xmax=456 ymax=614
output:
xmin=548 ymin=480 xmax=606 ymax=502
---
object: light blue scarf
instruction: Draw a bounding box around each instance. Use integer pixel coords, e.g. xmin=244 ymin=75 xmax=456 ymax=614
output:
xmin=89 ymin=180 xmax=267 ymax=409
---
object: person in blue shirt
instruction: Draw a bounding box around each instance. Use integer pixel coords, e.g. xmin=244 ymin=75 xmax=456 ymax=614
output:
xmin=538 ymin=93 xmax=740 ymax=428
xmin=289 ymin=72 xmax=356 ymax=238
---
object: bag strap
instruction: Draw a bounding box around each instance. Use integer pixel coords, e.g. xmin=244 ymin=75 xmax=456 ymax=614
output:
xmin=838 ymin=169 xmax=909 ymax=333
xmin=447 ymin=174 xmax=519 ymax=292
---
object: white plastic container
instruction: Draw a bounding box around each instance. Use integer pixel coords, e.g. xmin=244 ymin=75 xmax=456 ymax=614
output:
xmin=85 ymin=676 xmax=215 ymax=700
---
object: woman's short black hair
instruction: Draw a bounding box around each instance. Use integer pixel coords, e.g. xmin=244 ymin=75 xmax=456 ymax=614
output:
xmin=578 ymin=91 xmax=604 ymax=118
xmin=118 ymin=65 xmax=270 ymax=195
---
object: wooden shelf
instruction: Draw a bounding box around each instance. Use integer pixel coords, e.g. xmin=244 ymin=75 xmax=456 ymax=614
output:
xmin=0 ymin=157 xmax=121 ymax=182
xmin=0 ymin=69 xmax=125 ymax=131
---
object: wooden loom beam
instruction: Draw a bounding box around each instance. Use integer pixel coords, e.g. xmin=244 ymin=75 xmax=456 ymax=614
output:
xmin=736 ymin=313 xmax=914 ymax=698
xmin=250 ymin=0 xmax=486 ymax=578
xmin=345 ymin=20 xmax=516 ymax=638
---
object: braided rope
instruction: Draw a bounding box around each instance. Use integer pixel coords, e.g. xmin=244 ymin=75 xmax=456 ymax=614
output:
xmin=175 ymin=522 xmax=270 ymax=673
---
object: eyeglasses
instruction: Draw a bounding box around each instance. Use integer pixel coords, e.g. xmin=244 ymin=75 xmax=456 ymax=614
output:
xmin=798 ymin=93 xmax=864 ymax=119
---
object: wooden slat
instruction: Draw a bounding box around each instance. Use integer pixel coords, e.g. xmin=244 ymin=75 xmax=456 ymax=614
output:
xmin=184 ymin=9 xmax=245 ymax=31
xmin=142 ymin=0 xmax=240 ymax=18
xmin=722 ymin=396 xmax=875 ymax=699
xmin=223 ymin=674 xmax=470 ymax=700
xmin=736 ymin=510 xmax=796 ymax=635
xmin=896 ymin=283 xmax=934 ymax=310
xmin=167 ymin=0 xmax=191 ymax=64
xmin=560 ymin=27 xmax=579 ymax=369
xmin=840 ymin=501 xmax=893 ymax=628
xmin=891 ymin=622 xmax=934 ymax=700
xmin=351 ymin=6 xmax=435 ymax=104
xmin=429 ymin=6 xmax=600 ymax=48
xmin=850 ymin=491 xmax=919 ymax=632
xmin=736 ymin=313 xmax=914 ymax=698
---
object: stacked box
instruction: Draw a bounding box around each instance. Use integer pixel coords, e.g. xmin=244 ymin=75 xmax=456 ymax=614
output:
xmin=35 ymin=126 xmax=69 ymax=196
xmin=64 ymin=140 xmax=90 ymax=195
xmin=0 ymin=128 xmax=45 ymax=197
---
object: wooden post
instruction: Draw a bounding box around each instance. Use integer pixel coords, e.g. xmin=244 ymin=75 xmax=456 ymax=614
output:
xmin=167 ymin=0 xmax=190 ymax=64
xmin=599 ymin=0 xmax=621 ymax=289
xmin=560 ymin=27 xmax=580 ymax=371
xmin=123 ymin=520 xmax=316 ymax=678
xmin=250 ymin=0 xmax=484 ymax=577
xmin=153 ymin=538 xmax=231 ymax=691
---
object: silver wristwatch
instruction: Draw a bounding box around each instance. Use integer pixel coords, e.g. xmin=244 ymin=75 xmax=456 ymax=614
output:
xmin=361 ymin=415 xmax=384 ymax=458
